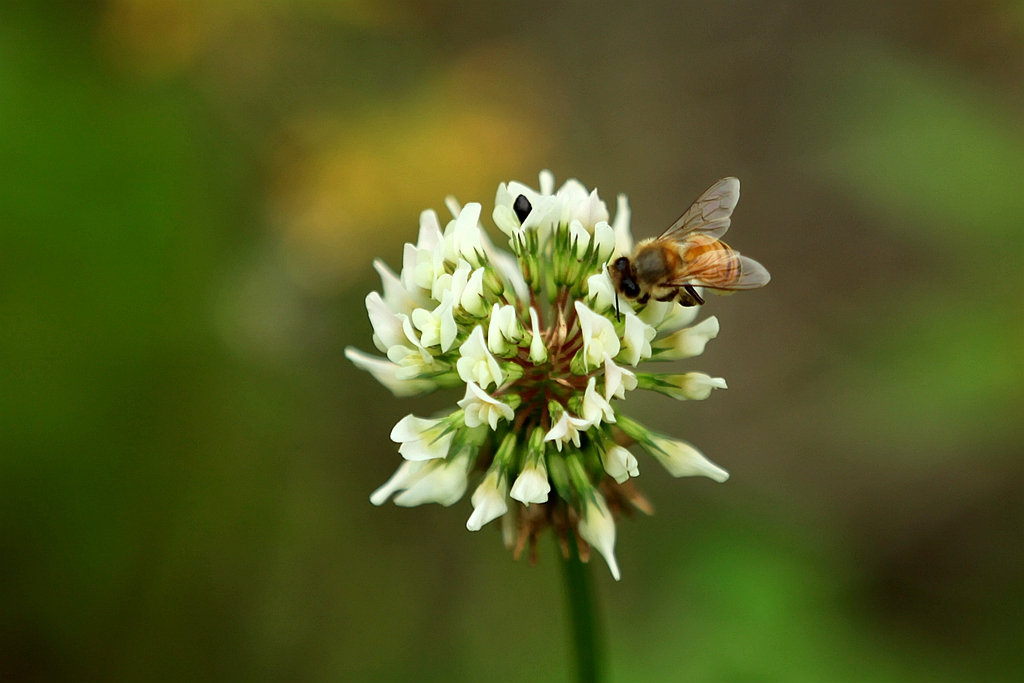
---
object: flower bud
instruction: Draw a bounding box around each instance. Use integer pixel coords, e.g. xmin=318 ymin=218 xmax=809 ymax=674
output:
xmin=636 ymin=372 xmax=727 ymax=401
xmin=577 ymin=492 xmax=620 ymax=581
xmin=510 ymin=446 xmax=551 ymax=506
xmin=569 ymin=219 xmax=591 ymax=259
xmin=528 ymin=307 xmax=548 ymax=363
xmin=461 ymin=268 xmax=488 ymax=317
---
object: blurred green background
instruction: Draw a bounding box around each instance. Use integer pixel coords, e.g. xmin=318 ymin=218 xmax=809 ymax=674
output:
xmin=1 ymin=1 xmax=1022 ymax=681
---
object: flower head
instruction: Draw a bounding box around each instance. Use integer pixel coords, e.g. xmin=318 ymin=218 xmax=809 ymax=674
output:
xmin=349 ymin=171 xmax=767 ymax=579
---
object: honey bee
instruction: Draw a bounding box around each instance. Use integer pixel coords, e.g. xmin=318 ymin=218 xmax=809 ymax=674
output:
xmin=608 ymin=177 xmax=769 ymax=315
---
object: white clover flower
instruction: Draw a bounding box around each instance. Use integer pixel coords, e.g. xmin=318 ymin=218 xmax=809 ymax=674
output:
xmin=577 ymin=492 xmax=620 ymax=581
xmin=569 ymin=220 xmax=591 ymax=259
xmin=510 ymin=458 xmax=551 ymax=506
xmin=637 ymin=372 xmax=728 ymax=401
xmin=373 ymin=259 xmax=420 ymax=316
xmin=611 ymin=194 xmax=633 ymax=257
xmin=647 ymin=435 xmax=730 ymax=482
xmin=575 ymin=301 xmax=620 ymax=371
xmin=365 ymin=291 xmax=409 ymax=352
xmin=385 ymin=316 xmax=439 ymax=379
xmin=393 ymin=448 xmax=472 ymax=508
xmin=488 ymin=303 xmax=522 ymax=355
xmin=370 ymin=460 xmax=429 ymax=506
xmin=344 ymin=347 xmax=437 ymax=398
xmin=493 ymin=176 xmax=558 ymax=238
xmin=349 ymin=171 xmax=768 ymax=579
xmin=593 ymin=221 xmax=616 ymax=264
xmin=603 ymin=354 xmax=638 ymax=401
xmin=617 ymin=310 xmax=656 ymax=367
xmin=528 ymin=307 xmax=547 ymax=363
xmin=655 ymin=299 xmax=701 ymax=332
xmin=390 ymin=414 xmax=458 ymax=461
xmin=432 ymin=258 xmax=473 ymax=304
xmin=467 ymin=468 xmax=508 ymax=531
xmin=579 ymin=377 xmax=615 ymax=427
xmin=457 ymin=381 xmax=514 ymax=430
xmin=401 ymin=210 xmax=444 ymax=294
xmin=461 ymin=267 xmax=488 ymax=316
xmin=651 ymin=316 xmax=720 ymax=360
xmin=587 ymin=271 xmax=630 ymax=315
xmin=406 ymin=240 xmax=445 ymax=294
xmin=556 ymin=178 xmax=609 ymax=231
xmin=600 ymin=442 xmax=640 ymax=484
xmin=456 ymin=326 xmax=504 ymax=389
xmin=544 ymin=411 xmax=590 ymax=451
xmin=444 ymin=202 xmax=486 ymax=267
xmin=411 ymin=290 xmax=457 ymax=352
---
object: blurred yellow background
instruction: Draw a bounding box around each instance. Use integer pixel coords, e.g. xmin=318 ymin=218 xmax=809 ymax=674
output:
xmin=1 ymin=1 xmax=1021 ymax=681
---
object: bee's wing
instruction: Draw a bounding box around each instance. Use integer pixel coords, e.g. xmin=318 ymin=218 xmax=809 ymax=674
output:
xmin=658 ymin=177 xmax=740 ymax=243
xmin=667 ymin=249 xmax=771 ymax=291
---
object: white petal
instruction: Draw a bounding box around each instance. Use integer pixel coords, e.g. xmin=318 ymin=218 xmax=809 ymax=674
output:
xmin=370 ymin=460 xmax=428 ymax=506
xmin=393 ymin=454 xmax=469 ymax=507
xmin=654 ymin=316 xmax=720 ymax=360
xmin=539 ymin=169 xmax=555 ymax=195
xmin=617 ymin=310 xmax=656 ymax=367
xmin=509 ymin=463 xmax=551 ymax=506
xmin=417 ymin=209 xmax=443 ymax=250
xmin=345 ymin=347 xmax=435 ymax=397
xmin=601 ymin=444 xmax=639 ymax=484
xmin=456 ymin=326 xmax=504 ymax=390
xmin=587 ymin=271 xmax=630 ymax=314
xmin=603 ymin=354 xmax=638 ymax=401
xmin=656 ymin=301 xmax=701 ymax=332
xmin=580 ymin=377 xmax=615 ymax=427
xmin=457 ymin=381 xmax=514 ymax=430
xmin=578 ymin=494 xmax=620 ymax=581
xmin=466 ymin=470 xmax=508 ymax=531
xmin=576 ymin=301 xmax=620 ymax=370
xmin=366 ymin=292 xmax=408 ymax=352
xmin=593 ymin=221 xmax=615 ymax=263
xmin=373 ymin=259 xmax=419 ymax=316
xmin=650 ymin=436 xmax=729 ymax=482
xmin=461 ymin=268 xmax=487 ymax=316
xmin=569 ymin=219 xmax=590 ymax=257
xmin=528 ymin=307 xmax=547 ymax=363
xmin=611 ymin=194 xmax=633 ymax=257
xmin=390 ymin=415 xmax=454 ymax=461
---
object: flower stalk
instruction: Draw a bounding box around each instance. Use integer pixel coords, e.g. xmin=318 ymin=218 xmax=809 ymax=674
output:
xmin=560 ymin=532 xmax=604 ymax=683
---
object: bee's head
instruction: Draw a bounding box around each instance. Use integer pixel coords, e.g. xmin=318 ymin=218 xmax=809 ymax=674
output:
xmin=609 ymin=256 xmax=641 ymax=299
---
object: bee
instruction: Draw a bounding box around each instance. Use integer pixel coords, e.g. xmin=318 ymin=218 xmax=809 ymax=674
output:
xmin=608 ymin=177 xmax=769 ymax=317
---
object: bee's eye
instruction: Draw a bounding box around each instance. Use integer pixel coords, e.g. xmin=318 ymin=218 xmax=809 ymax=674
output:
xmin=513 ymin=194 xmax=532 ymax=224
xmin=613 ymin=257 xmax=631 ymax=273
xmin=621 ymin=278 xmax=640 ymax=299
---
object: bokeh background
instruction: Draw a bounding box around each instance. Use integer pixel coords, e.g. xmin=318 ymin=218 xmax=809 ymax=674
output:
xmin=1 ymin=1 xmax=1022 ymax=681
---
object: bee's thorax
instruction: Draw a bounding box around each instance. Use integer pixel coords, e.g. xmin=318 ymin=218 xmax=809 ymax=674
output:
xmin=633 ymin=243 xmax=680 ymax=288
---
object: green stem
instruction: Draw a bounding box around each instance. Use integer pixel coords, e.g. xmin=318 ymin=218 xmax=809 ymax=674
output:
xmin=559 ymin=532 xmax=605 ymax=683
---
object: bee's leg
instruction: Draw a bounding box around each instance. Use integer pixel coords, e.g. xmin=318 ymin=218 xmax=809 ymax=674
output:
xmin=637 ymin=293 xmax=650 ymax=305
xmin=681 ymin=284 xmax=704 ymax=306
xmin=676 ymin=289 xmax=697 ymax=307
